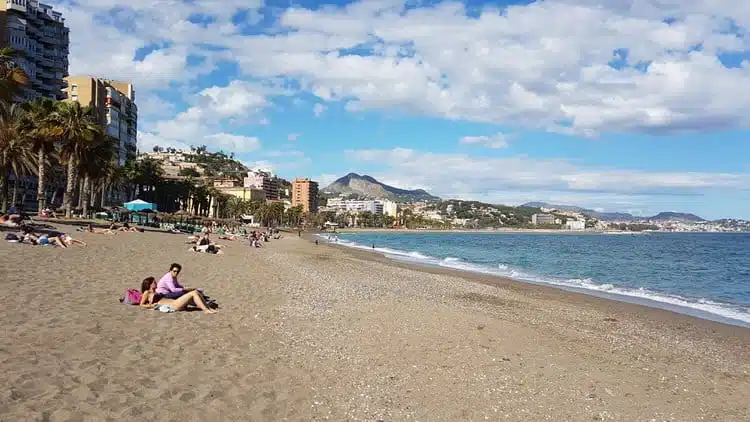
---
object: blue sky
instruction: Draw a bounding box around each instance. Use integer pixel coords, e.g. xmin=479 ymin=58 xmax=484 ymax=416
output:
xmin=53 ymin=0 xmax=750 ymax=219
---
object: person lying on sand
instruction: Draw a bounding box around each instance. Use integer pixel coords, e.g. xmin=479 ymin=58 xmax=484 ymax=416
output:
xmin=19 ymin=226 xmax=68 ymax=247
xmin=139 ymin=277 xmax=216 ymax=314
xmin=81 ymin=224 xmax=114 ymax=234
xmin=1 ymin=214 xmax=22 ymax=227
xmin=59 ymin=233 xmax=86 ymax=247
xmin=189 ymin=244 xmax=224 ymax=254
xmin=113 ymin=222 xmax=140 ymax=232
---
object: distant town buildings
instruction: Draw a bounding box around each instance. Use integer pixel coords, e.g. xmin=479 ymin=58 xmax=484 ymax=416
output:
xmin=292 ymin=178 xmax=318 ymax=213
xmin=1 ymin=0 xmax=69 ymax=101
xmin=531 ymin=213 xmax=555 ymax=225
xmin=140 ymin=150 xmax=204 ymax=179
xmin=63 ymin=76 xmax=137 ymax=165
xmin=244 ymin=169 xmax=280 ymax=201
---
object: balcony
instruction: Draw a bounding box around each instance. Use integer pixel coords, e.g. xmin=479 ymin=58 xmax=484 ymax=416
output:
xmin=6 ymin=1 xmax=26 ymax=12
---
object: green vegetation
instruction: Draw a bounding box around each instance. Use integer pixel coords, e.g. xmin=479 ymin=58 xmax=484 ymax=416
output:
xmin=0 ymin=62 xmax=122 ymax=216
xmin=431 ymin=199 xmax=543 ymax=227
xmin=184 ymin=145 xmax=247 ymax=177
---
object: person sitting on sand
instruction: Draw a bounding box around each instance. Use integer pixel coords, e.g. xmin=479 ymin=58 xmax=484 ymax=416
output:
xmin=156 ymin=263 xmax=200 ymax=299
xmin=139 ymin=277 xmax=216 ymax=313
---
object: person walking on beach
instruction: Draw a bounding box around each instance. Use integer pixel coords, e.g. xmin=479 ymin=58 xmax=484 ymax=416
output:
xmin=156 ymin=263 xmax=197 ymax=299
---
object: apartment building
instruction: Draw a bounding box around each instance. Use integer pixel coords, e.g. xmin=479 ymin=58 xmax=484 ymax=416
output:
xmin=0 ymin=0 xmax=69 ymax=100
xmin=244 ymin=169 xmax=280 ymax=200
xmin=291 ymin=178 xmax=318 ymax=213
xmin=326 ymin=198 xmax=384 ymax=215
xmin=381 ymin=200 xmax=399 ymax=217
xmin=531 ymin=213 xmax=555 ymax=225
xmin=63 ymin=76 xmax=138 ymax=165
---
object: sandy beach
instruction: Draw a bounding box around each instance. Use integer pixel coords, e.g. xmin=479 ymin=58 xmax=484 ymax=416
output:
xmin=1 ymin=224 xmax=749 ymax=421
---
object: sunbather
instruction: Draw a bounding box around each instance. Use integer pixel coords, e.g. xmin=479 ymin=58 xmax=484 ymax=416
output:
xmin=81 ymin=224 xmax=114 ymax=234
xmin=139 ymin=277 xmax=216 ymax=313
xmin=113 ymin=222 xmax=140 ymax=232
xmin=1 ymin=213 xmax=21 ymax=227
xmin=59 ymin=233 xmax=86 ymax=247
xmin=19 ymin=226 xmax=67 ymax=247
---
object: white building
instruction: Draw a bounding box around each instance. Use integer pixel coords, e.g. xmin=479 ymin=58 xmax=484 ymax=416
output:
xmin=381 ymin=200 xmax=399 ymax=217
xmin=327 ymin=198 xmax=384 ymax=214
xmin=1 ymin=0 xmax=69 ymax=101
xmin=565 ymin=219 xmax=586 ymax=230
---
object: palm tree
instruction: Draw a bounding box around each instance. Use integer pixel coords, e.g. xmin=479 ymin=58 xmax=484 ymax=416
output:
xmin=55 ymin=101 xmax=101 ymax=217
xmin=78 ymin=133 xmax=115 ymax=217
xmin=0 ymin=101 xmax=34 ymax=212
xmin=96 ymin=161 xmax=123 ymax=208
xmin=0 ymin=47 xmax=30 ymax=103
xmin=20 ymin=98 xmax=59 ymax=214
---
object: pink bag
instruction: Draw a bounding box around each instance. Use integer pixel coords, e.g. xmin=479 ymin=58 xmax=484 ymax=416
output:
xmin=121 ymin=289 xmax=142 ymax=305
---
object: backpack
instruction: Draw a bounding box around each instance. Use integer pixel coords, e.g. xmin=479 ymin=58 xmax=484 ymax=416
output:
xmin=121 ymin=289 xmax=142 ymax=305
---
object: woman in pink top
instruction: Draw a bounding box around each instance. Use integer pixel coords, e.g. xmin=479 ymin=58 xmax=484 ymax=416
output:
xmin=140 ymin=277 xmax=216 ymax=313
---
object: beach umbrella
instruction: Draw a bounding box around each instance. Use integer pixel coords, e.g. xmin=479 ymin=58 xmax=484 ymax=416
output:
xmin=124 ymin=199 xmax=158 ymax=212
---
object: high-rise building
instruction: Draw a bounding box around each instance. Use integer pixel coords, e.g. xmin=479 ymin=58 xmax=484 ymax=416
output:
xmin=291 ymin=178 xmax=319 ymax=213
xmin=63 ymin=76 xmax=138 ymax=165
xmin=0 ymin=0 xmax=69 ymax=100
xmin=244 ymin=169 xmax=280 ymax=201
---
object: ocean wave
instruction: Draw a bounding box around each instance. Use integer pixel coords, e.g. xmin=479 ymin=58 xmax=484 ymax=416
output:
xmin=318 ymin=234 xmax=750 ymax=326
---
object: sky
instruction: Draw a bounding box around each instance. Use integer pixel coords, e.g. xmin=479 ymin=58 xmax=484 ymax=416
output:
xmin=49 ymin=0 xmax=750 ymax=219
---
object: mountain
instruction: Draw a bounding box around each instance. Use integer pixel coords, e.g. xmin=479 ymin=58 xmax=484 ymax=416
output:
xmin=322 ymin=173 xmax=440 ymax=202
xmin=648 ymin=212 xmax=705 ymax=222
xmin=521 ymin=202 xmax=705 ymax=222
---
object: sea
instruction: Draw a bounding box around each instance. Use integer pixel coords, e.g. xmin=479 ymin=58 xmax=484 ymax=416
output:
xmin=319 ymin=231 xmax=750 ymax=327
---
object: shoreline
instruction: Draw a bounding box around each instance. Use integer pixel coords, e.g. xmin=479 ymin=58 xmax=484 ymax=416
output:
xmin=309 ymin=232 xmax=750 ymax=331
xmin=329 ymin=227 xmax=748 ymax=234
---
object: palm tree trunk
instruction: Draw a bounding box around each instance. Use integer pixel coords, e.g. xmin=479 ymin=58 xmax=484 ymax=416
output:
xmin=100 ymin=182 xmax=106 ymax=208
xmin=0 ymin=152 xmax=8 ymax=213
xmin=77 ymin=178 xmax=84 ymax=209
xmin=81 ymin=175 xmax=90 ymax=218
xmin=11 ymin=176 xmax=18 ymax=209
xmin=37 ymin=146 xmax=46 ymax=214
xmin=63 ymin=159 xmax=76 ymax=218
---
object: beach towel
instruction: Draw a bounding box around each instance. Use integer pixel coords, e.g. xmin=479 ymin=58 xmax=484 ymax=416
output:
xmin=153 ymin=304 xmax=175 ymax=313
xmin=121 ymin=289 xmax=142 ymax=305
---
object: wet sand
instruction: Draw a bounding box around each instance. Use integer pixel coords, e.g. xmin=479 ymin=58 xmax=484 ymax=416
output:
xmin=0 ymin=224 xmax=748 ymax=421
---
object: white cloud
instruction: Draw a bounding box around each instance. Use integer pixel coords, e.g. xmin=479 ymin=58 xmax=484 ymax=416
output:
xmin=313 ymin=103 xmax=327 ymax=117
xmin=204 ymin=134 xmax=261 ymax=152
xmin=58 ymin=0 xmax=750 ymax=138
xmin=287 ymin=133 xmax=301 ymax=141
xmin=223 ymin=0 xmax=750 ymax=134
xmin=459 ymin=133 xmax=510 ymax=149
xmin=317 ymin=173 xmax=340 ymax=188
xmin=345 ymin=148 xmax=750 ymax=206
